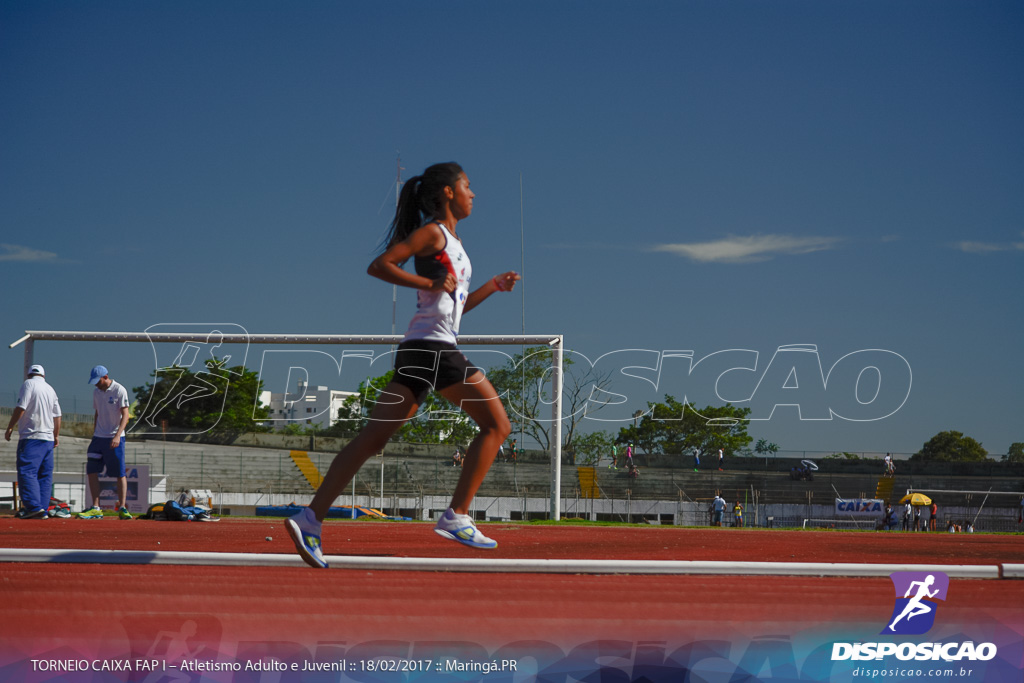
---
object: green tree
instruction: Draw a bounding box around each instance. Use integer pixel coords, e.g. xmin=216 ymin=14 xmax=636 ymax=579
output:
xmin=910 ymin=431 xmax=988 ymax=462
xmin=571 ymin=430 xmax=615 ymax=465
xmin=323 ymin=369 xmax=479 ymax=446
xmin=1004 ymin=442 xmax=1024 ymax=463
xmin=755 ymin=438 xmax=780 ymax=458
xmin=824 ymin=452 xmax=861 ymax=460
xmin=486 ymin=346 xmax=613 ymax=452
xmin=130 ymin=358 xmax=270 ymax=438
xmin=615 ymin=395 xmax=752 ymax=458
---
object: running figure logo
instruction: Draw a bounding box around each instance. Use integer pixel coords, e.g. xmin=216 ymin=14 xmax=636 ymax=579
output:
xmin=882 ymin=571 xmax=949 ymax=635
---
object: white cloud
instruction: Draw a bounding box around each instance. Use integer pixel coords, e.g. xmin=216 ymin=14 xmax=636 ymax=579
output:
xmin=653 ymin=234 xmax=841 ymax=263
xmin=951 ymin=235 xmax=1024 ymax=254
xmin=0 ymin=244 xmax=59 ymax=262
xmin=954 ymin=241 xmax=1005 ymax=254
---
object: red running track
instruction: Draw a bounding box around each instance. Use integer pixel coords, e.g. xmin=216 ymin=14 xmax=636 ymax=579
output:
xmin=3 ymin=516 xmax=1022 ymax=561
xmin=1 ymin=518 xmax=1022 ymax=666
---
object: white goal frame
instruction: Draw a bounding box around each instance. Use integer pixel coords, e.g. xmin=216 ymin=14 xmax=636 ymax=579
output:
xmin=10 ymin=330 xmax=567 ymax=520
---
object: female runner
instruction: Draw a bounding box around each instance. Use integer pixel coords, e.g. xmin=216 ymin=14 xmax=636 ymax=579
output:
xmin=287 ymin=162 xmax=520 ymax=568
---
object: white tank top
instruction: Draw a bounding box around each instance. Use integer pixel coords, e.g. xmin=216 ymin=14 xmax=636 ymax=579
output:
xmin=403 ymin=222 xmax=472 ymax=344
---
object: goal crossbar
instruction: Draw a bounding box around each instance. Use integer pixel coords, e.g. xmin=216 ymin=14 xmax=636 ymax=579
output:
xmin=10 ymin=331 xmax=561 ymax=346
xmin=10 ymin=329 xmax=567 ymax=520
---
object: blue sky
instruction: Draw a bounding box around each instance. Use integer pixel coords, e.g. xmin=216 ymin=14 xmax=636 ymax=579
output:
xmin=1 ymin=1 xmax=1021 ymax=456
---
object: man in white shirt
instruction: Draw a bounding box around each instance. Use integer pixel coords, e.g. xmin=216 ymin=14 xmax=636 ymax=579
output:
xmin=4 ymin=365 xmax=61 ymax=518
xmin=78 ymin=365 xmax=133 ymax=519
xmin=712 ymin=494 xmax=726 ymax=527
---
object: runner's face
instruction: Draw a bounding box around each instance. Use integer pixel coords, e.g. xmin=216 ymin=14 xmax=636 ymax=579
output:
xmin=450 ymin=174 xmax=474 ymax=219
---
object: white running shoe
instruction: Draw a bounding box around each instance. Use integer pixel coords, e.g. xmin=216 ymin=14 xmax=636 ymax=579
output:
xmin=286 ymin=507 xmax=328 ymax=569
xmin=433 ymin=508 xmax=498 ymax=549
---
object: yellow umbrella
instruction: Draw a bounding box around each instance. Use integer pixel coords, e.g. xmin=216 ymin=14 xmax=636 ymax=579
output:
xmin=899 ymin=492 xmax=932 ymax=506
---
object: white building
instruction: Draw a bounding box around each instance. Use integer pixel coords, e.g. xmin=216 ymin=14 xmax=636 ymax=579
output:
xmin=260 ymin=380 xmax=356 ymax=431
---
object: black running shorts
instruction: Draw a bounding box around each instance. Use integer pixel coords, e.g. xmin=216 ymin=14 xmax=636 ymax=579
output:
xmin=392 ymin=340 xmax=483 ymax=404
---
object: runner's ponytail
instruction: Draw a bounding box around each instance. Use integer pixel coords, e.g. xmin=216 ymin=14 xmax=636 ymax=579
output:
xmin=380 ymin=162 xmax=464 ymax=253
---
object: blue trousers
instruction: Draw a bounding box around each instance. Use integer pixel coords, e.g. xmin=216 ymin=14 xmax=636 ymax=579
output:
xmin=17 ymin=439 xmax=54 ymax=512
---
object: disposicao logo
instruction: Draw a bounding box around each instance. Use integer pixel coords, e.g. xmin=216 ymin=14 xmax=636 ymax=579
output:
xmin=883 ymin=571 xmax=949 ymax=635
xmin=831 ymin=570 xmax=998 ymax=663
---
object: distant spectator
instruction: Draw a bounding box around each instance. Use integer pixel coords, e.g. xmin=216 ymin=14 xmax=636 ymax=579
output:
xmin=884 ymin=453 xmax=895 ymax=477
xmin=627 ymin=461 xmax=639 ymax=479
xmin=965 ymin=521 xmax=974 ymax=533
xmin=947 ymin=520 xmax=956 ymax=533
xmin=913 ymin=505 xmax=922 ymax=532
xmin=452 ymin=448 xmax=462 ymax=468
xmin=902 ymin=502 xmax=912 ymax=531
xmin=712 ymin=495 xmax=726 ymax=527
xmin=790 ymin=464 xmax=814 ymax=481
xmin=733 ymin=500 xmax=744 ymax=527
xmin=929 ymin=501 xmax=938 ymax=532
xmin=718 ymin=448 xmax=724 ymax=471
xmin=884 ymin=504 xmax=894 ymax=531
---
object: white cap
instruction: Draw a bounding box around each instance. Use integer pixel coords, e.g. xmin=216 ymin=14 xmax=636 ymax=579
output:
xmin=28 ymin=364 xmax=45 ymax=376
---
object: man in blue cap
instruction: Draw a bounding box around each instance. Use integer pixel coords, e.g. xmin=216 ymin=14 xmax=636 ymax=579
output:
xmin=4 ymin=365 xmax=61 ymax=518
xmin=77 ymin=365 xmax=133 ymax=519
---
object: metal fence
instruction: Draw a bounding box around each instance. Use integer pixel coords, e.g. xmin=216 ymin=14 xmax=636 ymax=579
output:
xmin=0 ymin=406 xmax=94 ymax=424
xmin=2 ymin=432 xmax=1021 ymax=528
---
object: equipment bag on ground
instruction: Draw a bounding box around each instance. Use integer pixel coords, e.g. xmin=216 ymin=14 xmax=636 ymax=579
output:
xmin=165 ymin=499 xmax=213 ymax=521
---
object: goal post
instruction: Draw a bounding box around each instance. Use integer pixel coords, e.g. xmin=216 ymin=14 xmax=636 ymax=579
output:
xmin=10 ymin=329 xmax=567 ymax=520
xmin=802 ymin=518 xmax=875 ymax=530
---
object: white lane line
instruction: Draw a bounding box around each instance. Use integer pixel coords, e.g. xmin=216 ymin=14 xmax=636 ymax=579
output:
xmin=0 ymin=548 xmax=1009 ymax=578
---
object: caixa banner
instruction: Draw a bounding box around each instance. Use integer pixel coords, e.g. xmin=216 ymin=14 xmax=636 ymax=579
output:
xmin=835 ymin=499 xmax=885 ymax=516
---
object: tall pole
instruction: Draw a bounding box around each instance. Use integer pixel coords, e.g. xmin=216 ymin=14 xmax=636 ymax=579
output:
xmin=519 ymin=173 xmax=526 ymax=453
xmin=385 ymin=154 xmax=404 ymax=512
xmin=392 ymin=154 xmax=404 ymax=342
